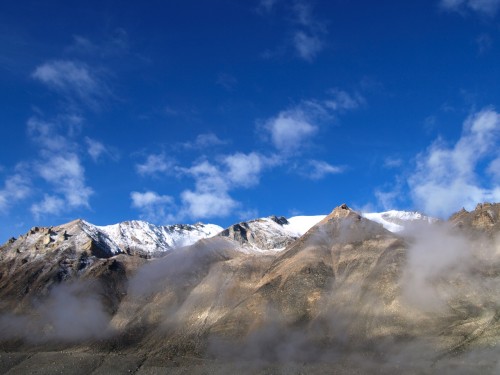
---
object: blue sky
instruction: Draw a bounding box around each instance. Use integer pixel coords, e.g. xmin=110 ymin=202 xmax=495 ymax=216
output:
xmin=1 ymin=0 xmax=500 ymax=241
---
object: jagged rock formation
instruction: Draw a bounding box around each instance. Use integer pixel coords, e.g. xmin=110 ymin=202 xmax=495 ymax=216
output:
xmin=1 ymin=204 xmax=499 ymax=373
xmin=218 ymin=215 xmax=298 ymax=252
xmin=449 ymin=202 xmax=500 ymax=235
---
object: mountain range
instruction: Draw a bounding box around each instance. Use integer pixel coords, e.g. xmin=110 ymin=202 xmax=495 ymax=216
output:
xmin=0 ymin=204 xmax=499 ymax=374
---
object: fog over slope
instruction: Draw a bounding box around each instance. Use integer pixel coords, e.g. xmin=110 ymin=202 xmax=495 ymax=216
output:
xmin=1 ymin=204 xmax=500 ymax=373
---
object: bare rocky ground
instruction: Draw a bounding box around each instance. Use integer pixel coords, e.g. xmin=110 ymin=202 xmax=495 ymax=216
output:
xmin=1 ymin=350 xmax=498 ymax=374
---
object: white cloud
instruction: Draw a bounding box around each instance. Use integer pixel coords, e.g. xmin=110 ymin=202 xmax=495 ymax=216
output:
xmin=0 ymin=174 xmax=31 ymax=213
xmin=384 ymin=157 xmax=404 ymax=169
xmin=487 ymin=157 xmax=500 ymax=181
xmin=180 ymin=190 xmax=238 ymax=219
xmin=136 ymin=153 xmax=173 ymax=176
xmin=140 ymin=152 xmax=277 ymax=222
xmin=408 ymin=108 xmax=500 ymax=217
xmin=264 ymin=107 xmax=318 ymax=153
xmin=131 ymin=191 xmax=173 ymax=208
xmin=27 ymin=117 xmax=74 ymax=152
xmin=84 ymin=137 xmax=117 ymax=162
xmin=375 ymin=189 xmax=401 ymax=211
xmin=259 ymin=0 xmax=326 ymax=61
xmin=1 ymin=114 xmax=95 ymax=219
xmin=33 ymin=60 xmax=96 ymax=93
xmin=27 ymin=115 xmax=95 ymax=218
xmin=440 ymin=0 xmax=500 ymax=15
xmin=223 ymin=152 xmax=278 ymax=187
xmin=291 ymin=1 xmax=326 ymax=61
xmin=324 ymin=88 xmax=365 ymax=111
xmin=303 ymin=160 xmax=343 ymax=180
xmin=182 ymin=133 xmax=227 ymax=149
xmin=32 ymin=60 xmax=107 ymax=107
xmin=263 ymin=90 xmax=364 ymax=154
xmin=37 ymin=153 xmax=93 ymax=209
xmin=184 ymin=160 xmax=229 ymax=194
xmin=293 ymin=31 xmax=323 ymax=62
xmin=130 ymin=191 xmax=174 ymax=223
xmin=31 ymin=195 xmax=65 ymax=219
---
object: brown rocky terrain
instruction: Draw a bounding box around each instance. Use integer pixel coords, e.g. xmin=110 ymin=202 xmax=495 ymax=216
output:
xmin=0 ymin=204 xmax=500 ymax=373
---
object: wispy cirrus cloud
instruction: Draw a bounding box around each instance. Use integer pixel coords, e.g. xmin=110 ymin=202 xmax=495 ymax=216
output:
xmin=136 ymin=153 xmax=174 ymax=176
xmin=84 ymin=137 xmax=119 ymax=162
xmin=0 ymin=173 xmax=31 ymax=213
xmin=291 ymin=1 xmax=327 ymax=62
xmin=216 ymin=73 xmax=238 ymax=91
xmin=262 ymin=89 xmax=364 ymax=154
xmin=36 ymin=153 xmax=93 ymax=209
xmin=32 ymin=60 xmax=109 ymax=108
xmin=66 ymin=29 xmax=130 ymax=58
xmin=130 ymin=191 xmax=174 ymax=223
xmin=300 ymin=160 xmax=343 ymax=180
xmin=31 ymin=195 xmax=65 ymax=219
xmin=293 ymin=31 xmax=323 ymax=62
xmin=259 ymin=0 xmax=327 ymax=62
xmin=181 ymin=133 xmax=228 ymax=150
xmin=27 ymin=116 xmax=94 ymax=219
xmin=440 ymin=0 xmax=500 ymax=16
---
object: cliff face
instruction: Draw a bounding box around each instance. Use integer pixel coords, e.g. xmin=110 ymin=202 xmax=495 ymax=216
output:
xmin=1 ymin=204 xmax=500 ymax=371
xmin=449 ymin=202 xmax=500 ymax=234
xmin=217 ymin=215 xmax=298 ymax=252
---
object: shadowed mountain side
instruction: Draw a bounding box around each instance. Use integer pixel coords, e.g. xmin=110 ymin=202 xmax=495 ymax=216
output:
xmin=105 ymin=237 xmax=275 ymax=357
xmin=209 ymin=205 xmax=410 ymax=345
xmin=0 ymin=219 xmax=141 ymax=317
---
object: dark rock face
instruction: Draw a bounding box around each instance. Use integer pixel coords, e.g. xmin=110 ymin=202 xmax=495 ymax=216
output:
xmin=1 ymin=203 xmax=500 ymax=372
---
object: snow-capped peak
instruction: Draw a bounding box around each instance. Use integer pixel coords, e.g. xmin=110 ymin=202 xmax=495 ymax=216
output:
xmin=362 ymin=210 xmax=437 ymax=233
xmin=281 ymin=210 xmax=437 ymax=236
xmin=283 ymin=215 xmax=327 ymax=237
xmin=97 ymin=220 xmax=223 ymax=255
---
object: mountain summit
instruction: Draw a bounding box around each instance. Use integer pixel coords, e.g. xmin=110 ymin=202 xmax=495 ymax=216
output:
xmin=1 ymin=204 xmax=498 ymax=373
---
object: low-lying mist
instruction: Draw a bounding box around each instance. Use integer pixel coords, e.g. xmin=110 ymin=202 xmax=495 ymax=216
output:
xmin=0 ymin=281 xmax=113 ymax=343
xmin=1 ymin=215 xmax=500 ymax=372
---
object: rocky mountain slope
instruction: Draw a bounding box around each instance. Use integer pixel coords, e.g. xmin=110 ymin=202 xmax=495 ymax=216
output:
xmin=97 ymin=220 xmax=223 ymax=256
xmin=217 ymin=210 xmax=436 ymax=252
xmin=1 ymin=204 xmax=499 ymax=373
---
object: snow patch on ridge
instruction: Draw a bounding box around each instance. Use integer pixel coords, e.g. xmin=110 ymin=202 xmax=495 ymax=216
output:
xmin=97 ymin=221 xmax=223 ymax=254
xmin=284 ymin=215 xmax=326 ymax=236
xmin=282 ymin=211 xmax=436 ymax=236
xmin=362 ymin=210 xmax=437 ymax=233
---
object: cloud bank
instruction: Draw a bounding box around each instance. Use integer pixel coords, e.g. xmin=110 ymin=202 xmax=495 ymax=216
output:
xmin=408 ymin=108 xmax=500 ymax=217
